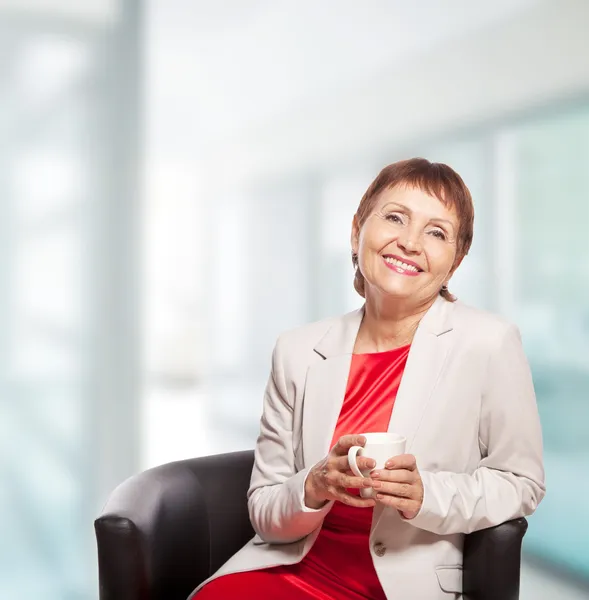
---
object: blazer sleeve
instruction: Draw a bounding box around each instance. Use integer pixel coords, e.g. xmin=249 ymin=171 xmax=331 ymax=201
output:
xmin=247 ymin=335 xmax=332 ymax=544
xmin=405 ymin=324 xmax=546 ymax=535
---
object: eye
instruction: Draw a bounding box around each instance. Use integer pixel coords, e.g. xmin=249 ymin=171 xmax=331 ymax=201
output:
xmin=428 ymin=228 xmax=447 ymax=240
xmin=385 ymin=212 xmax=404 ymax=224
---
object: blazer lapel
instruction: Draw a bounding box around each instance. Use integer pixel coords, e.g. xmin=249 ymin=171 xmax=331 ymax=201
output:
xmin=301 ymin=308 xmax=364 ymax=467
xmin=388 ymin=295 xmax=455 ymax=451
xmin=302 ymin=355 xmax=354 ymax=467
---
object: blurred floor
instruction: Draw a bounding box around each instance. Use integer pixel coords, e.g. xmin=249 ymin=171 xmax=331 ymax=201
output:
xmin=143 ymin=390 xmax=589 ymax=599
xmin=521 ymin=563 xmax=589 ymax=599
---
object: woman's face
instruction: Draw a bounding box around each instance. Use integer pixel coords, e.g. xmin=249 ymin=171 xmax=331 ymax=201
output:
xmin=352 ymin=184 xmax=461 ymax=305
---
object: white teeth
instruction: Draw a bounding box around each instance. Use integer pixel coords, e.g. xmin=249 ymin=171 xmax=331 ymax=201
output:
xmin=384 ymin=256 xmax=419 ymax=272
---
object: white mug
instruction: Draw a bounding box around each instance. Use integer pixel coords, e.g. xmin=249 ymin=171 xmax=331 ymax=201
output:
xmin=348 ymin=432 xmax=407 ymax=498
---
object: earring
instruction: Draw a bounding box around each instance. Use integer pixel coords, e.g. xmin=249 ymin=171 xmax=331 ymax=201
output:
xmin=441 ymin=284 xmax=448 ymax=292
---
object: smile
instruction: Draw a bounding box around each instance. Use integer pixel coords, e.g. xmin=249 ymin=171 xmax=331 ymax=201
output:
xmin=382 ymin=256 xmax=422 ymax=277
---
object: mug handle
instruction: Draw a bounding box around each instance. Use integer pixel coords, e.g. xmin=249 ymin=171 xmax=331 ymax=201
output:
xmin=347 ymin=445 xmax=365 ymax=478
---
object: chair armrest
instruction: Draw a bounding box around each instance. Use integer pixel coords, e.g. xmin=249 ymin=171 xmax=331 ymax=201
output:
xmin=94 ymin=450 xmax=255 ymax=600
xmin=463 ymin=517 xmax=528 ymax=600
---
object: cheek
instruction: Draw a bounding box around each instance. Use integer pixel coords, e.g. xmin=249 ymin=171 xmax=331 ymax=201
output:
xmin=425 ymin=244 xmax=456 ymax=276
xmin=359 ymin=222 xmax=394 ymax=252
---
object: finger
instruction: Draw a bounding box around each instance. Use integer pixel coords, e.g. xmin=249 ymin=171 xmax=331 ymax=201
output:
xmin=375 ymin=493 xmax=419 ymax=514
xmin=332 ymin=434 xmax=366 ymax=455
xmin=334 ymin=472 xmax=375 ymax=491
xmin=324 ymin=468 xmax=372 ymax=490
xmin=370 ymin=468 xmax=413 ymax=483
xmin=371 ymin=481 xmax=415 ymax=498
xmin=334 ymin=454 xmax=376 ymax=473
xmin=335 ymin=490 xmax=376 ymax=508
xmin=385 ymin=454 xmax=417 ymax=470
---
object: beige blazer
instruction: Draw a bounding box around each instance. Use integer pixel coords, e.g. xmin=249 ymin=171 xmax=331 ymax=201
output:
xmin=190 ymin=296 xmax=545 ymax=600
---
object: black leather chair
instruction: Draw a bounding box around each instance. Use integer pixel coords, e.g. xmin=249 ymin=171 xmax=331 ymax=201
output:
xmin=95 ymin=450 xmax=528 ymax=600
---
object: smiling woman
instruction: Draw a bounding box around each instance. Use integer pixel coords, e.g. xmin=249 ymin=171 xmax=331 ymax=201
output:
xmin=190 ymin=157 xmax=544 ymax=600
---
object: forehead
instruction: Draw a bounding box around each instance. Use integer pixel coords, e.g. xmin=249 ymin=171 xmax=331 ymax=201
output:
xmin=375 ymin=184 xmax=459 ymax=223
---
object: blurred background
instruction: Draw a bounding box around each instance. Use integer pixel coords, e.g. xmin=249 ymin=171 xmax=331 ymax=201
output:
xmin=1 ymin=0 xmax=588 ymax=598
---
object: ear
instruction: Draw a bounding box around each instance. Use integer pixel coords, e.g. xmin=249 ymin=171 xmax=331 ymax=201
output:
xmin=351 ymin=215 xmax=360 ymax=254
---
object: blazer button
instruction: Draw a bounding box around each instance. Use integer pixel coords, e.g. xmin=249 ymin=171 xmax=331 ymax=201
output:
xmin=373 ymin=542 xmax=386 ymax=557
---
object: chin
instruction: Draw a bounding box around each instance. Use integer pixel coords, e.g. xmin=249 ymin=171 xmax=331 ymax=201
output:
xmin=371 ymin=281 xmax=416 ymax=299
xmin=384 ymin=289 xmax=414 ymax=300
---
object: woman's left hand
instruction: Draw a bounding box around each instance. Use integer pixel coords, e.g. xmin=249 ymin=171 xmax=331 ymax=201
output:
xmin=370 ymin=454 xmax=424 ymax=520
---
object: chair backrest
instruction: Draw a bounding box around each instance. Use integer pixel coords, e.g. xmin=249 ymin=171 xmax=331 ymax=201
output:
xmin=95 ymin=451 xmax=255 ymax=600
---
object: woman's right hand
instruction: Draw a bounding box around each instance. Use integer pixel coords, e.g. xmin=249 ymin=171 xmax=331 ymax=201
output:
xmin=304 ymin=434 xmax=377 ymax=509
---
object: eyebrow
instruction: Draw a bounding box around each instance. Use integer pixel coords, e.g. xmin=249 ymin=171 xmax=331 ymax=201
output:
xmin=381 ymin=201 xmax=456 ymax=230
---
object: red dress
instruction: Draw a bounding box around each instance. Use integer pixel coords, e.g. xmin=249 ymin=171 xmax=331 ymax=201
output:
xmin=194 ymin=345 xmax=410 ymax=600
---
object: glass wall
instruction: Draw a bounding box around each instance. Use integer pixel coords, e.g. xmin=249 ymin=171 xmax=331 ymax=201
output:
xmin=509 ymin=108 xmax=589 ymax=578
xmin=0 ymin=2 xmax=140 ymax=598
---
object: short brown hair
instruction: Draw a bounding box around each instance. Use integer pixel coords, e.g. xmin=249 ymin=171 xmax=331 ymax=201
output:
xmin=353 ymin=158 xmax=474 ymax=301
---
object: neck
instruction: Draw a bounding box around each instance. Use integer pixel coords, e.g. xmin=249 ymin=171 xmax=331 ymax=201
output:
xmin=355 ymin=294 xmax=438 ymax=353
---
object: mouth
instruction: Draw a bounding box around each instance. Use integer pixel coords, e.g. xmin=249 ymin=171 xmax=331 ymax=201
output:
xmin=382 ymin=254 xmax=423 ymax=276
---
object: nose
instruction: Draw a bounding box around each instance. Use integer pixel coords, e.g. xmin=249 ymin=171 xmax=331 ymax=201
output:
xmin=396 ymin=227 xmax=422 ymax=254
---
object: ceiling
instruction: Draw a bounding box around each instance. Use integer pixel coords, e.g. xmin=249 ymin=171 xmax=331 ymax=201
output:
xmin=0 ymin=0 xmax=118 ymax=23
xmin=147 ymin=0 xmax=543 ymax=143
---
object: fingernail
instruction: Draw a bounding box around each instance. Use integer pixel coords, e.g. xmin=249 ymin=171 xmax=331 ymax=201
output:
xmin=368 ymin=460 xmax=376 ymax=468
xmin=371 ymin=471 xmax=380 ymax=478
xmin=371 ymin=480 xmax=381 ymax=488
xmin=385 ymin=461 xmax=393 ymax=468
